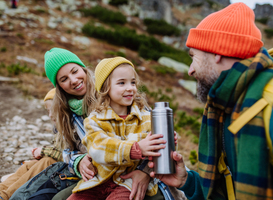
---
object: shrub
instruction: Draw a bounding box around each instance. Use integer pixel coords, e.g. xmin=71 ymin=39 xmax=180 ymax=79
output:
xmin=193 ymin=107 xmax=204 ymax=117
xmin=264 ymin=28 xmax=273 ymax=38
xmin=7 ymin=63 xmax=32 ymax=76
xmin=105 ymin=51 xmax=126 ymax=57
xmin=174 ymin=111 xmax=201 ymax=135
xmin=153 ymin=65 xmax=176 ymax=75
xmin=79 ymin=6 xmax=126 ymax=25
xmin=1 ymin=47 xmax=7 ymax=52
xmin=109 ymin=0 xmax=128 ymax=6
xmin=256 ymin=17 xmax=269 ymax=25
xmin=82 ymin=23 xmax=192 ymax=65
xmin=144 ymin=18 xmax=180 ymax=36
xmin=189 ymin=150 xmax=198 ymax=165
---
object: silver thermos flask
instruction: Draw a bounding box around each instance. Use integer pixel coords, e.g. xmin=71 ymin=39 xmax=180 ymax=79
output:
xmin=151 ymin=102 xmax=176 ymax=174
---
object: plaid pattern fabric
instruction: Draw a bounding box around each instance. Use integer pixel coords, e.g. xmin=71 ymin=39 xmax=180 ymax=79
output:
xmin=73 ymin=102 xmax=158 ymax=196
xmin=198 ymin=47 xmax=273 ymax=199
xmin=62 ymin=114 xmax=87 ymax=174
xmin=40 ymin=146 xmax=62 ymax=161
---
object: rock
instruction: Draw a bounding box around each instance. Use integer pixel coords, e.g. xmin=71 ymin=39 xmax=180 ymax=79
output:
xmin=39 ymin=141 xmax=51 ymax=146
xmin=16 ymin=56 xmax=38 ymax=65
xmin=158 ymin=57 xmax=189 ymax=73
xmin=72 ymin=36 xmax=91 ymax=47
xmin=178 ymin=79 xmax=196 ymax=95
xmin=5 ymin=156 xmax=13 ymax=161
xmin=41 ymin=115 xmax=50 ymax=121
xmin=0 ymin=0 xmax=8 ymax=10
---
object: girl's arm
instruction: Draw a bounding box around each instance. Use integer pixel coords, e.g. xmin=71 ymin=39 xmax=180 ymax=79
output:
xmin=83 ymin=116 xmax=140 ymax=166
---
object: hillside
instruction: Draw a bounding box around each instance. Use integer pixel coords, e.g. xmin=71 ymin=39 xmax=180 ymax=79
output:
xmin=0 ymin=0 xmax=273 ymax=177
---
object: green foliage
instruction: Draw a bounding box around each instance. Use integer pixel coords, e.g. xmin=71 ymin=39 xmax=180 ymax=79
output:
xmin=193 ymin=107 xmax=204 ymax=117
xmin=7 ymin=63 xmax=32 ymax=76
xmin=79 ymin=6 xmax=126 ymax=25
xmin=256 ymin=17 xmax=269 ymax=25
xmin=174 ymin=111 xmax=201 ymax=134
xmin=264 ymin=28 xmax=273 ymax=38
xmin=105 ymin=51 xmax=126 ymax=57
xmin=139 ymin=84 xmax=149 ymax=94
xmin=192 ymin=135 xmax=199 ymax=144
xmin=189 ymin=150 xmax=198 ymax=165
xmin=1 ymin=47 xmax=7 ymax=52
xmin=144 ymin=18 xmax=180 ymax=36
xmin=34 ymin=38 xmax=54 ymax=44
xmin=166 ymin=88 xmax=172 ymax=93
xmin=82 ymin=23 xmax=191 ymax=65
xmin=36 ymin=8 xmax=47 ymax=14
xmin=109 ymin=0 xmax=128 ymax=6
xmin=153 ymin=65 xmax=176 ymax=75
xmin=191 ymin=2 xmax=204 ymax=7
xmin=17 ymin=33 xmax=25 ymax=39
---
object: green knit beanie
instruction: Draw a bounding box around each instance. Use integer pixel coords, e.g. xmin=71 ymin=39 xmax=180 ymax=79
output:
xmin=44 ymin=47 xmax=86 ymax=87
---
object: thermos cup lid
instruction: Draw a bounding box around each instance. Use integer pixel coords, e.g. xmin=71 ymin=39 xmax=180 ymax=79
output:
xmin=152 ymin=102 xmax=173 ymax=115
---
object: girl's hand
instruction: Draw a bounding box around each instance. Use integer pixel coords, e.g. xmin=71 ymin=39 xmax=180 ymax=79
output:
xmin=78 ymin=154 xmax=98 ymax=181
xmin=31 ymin=147 xmax=42 ymax=160
xmin=138 ymin=132 xmax=166 ymax=157
xmin=120 ymin=170 xmax=150 ymax=200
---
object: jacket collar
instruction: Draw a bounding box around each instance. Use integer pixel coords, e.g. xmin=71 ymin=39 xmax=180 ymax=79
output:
xmin=96 ymin=101 xmax=143 ymax=121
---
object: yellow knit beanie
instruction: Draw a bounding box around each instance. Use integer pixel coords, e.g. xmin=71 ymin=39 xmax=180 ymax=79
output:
xmin=44 ymin=88 xmax=56 ymax=102
xmin=95 ymin=57 xmax=134 ymax=92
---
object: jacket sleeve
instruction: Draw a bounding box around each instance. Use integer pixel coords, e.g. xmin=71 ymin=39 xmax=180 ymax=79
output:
xmin=40 ymin=146 xmax=62 ymax=161
xmin=179 ymin=170 xmax=205 ymax=200
xmin=83 ymin=116 xmax=136 ymax=167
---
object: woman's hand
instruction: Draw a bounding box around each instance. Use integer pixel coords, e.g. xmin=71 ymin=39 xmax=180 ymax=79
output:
xmin=120 ymin=170 xmax=150 ymax=200
xmin=31 ymin=147 xmax=42 ymax=160
xmin=78 ymin=154 xmax=97 ymax=181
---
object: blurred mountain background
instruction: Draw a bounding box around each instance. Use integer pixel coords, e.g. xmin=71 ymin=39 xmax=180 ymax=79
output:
xmin=0 ymin=0 xmax=273 ymax=171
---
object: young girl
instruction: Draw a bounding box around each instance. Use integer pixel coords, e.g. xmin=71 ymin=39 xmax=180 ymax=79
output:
xmin=69 ymin=57 xmax=167 ymax=199
xmin=44 ymin=48 xmax=162 ymax=200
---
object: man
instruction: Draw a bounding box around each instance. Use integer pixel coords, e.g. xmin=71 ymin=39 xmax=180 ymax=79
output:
xmin=149 ymin=2 xmax=273 ymax=200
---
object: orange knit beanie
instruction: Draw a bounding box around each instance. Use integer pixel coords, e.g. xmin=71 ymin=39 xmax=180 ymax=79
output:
xmin=186 ymin=3 xmax=263 ymax=59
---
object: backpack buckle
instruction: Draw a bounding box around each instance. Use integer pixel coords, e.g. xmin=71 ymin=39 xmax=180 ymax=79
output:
xmin=59 ymin=174 xmax=67 ymax=180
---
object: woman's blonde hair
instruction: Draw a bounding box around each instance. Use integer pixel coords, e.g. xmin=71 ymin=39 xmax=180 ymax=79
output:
xmin=53 ymin=67 xmax=97 ymax=150
xmin=95 ymin=64 xmax=149 ymax=113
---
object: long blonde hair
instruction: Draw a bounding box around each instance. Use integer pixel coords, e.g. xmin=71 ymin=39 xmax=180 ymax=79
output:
xmin=95 ymin=64 xmax=149 ymax=113
xmin=53 ymin=67 xmax=97 ymax=150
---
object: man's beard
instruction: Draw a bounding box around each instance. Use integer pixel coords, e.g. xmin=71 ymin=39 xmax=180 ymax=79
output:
xmin=196 ymin=71 xmax=219 ymax=104
xmin=196 ymin=79 xmax=214 ymax=103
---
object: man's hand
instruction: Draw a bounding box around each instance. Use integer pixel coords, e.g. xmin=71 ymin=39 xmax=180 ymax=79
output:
xmin=149 ymin=151 xmax=188 ymax=188
xmin=78 ymin=154 xmax=97 ymax=181
xmin=120 ymin=170 xmax=150 ymax=200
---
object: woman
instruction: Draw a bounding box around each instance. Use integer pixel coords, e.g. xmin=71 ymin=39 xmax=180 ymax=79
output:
xmin=44 ymin=48 xmax=164 ymax=200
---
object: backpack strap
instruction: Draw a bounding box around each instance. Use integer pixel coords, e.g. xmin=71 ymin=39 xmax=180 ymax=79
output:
xmin=218 ymin=152 xmax=235 ymax=200
xmin=157 ymin=181 xmax=175 ymax=200
xmin=28 ymin=188 xmax=59 ymax=199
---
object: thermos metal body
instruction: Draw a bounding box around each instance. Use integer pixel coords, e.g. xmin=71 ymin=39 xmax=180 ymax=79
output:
xmin=151 ymin=102 xmax=176 ymax=174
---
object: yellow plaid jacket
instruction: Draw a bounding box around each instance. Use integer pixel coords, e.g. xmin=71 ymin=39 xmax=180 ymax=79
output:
xmin=72 ymin=102 xmax=158 ymax=196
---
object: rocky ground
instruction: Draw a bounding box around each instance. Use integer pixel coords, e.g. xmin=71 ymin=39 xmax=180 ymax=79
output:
xmin=0 ymin=82 xmax=55 ymax=179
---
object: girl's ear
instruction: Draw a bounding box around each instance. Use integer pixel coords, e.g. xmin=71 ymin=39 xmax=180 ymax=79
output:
xmin=215 ymin=54 xmax=222 ymax=63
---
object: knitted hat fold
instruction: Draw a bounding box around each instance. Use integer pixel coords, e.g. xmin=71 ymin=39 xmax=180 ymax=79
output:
xmin=95 ymin=57 xmax=134 ymax=92
xmin=44 ymin=88 xmax=56 ymax=102
xmin=44 ymin=48 xmax=86 ymax=87
xmin=186 ymin=2 xmax=263 ymax=59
